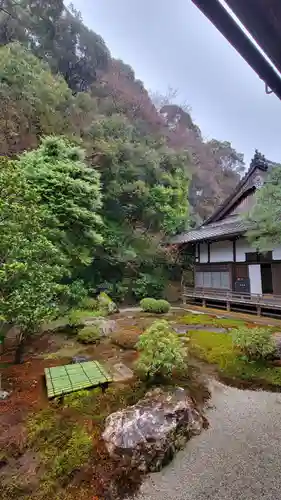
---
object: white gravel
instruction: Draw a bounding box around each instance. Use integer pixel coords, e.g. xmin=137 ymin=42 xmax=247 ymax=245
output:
xmin=135 ymin=381 xmax=281 ymax=500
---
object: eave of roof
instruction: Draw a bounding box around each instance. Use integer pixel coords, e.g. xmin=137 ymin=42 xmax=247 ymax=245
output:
xmin=191 ymin=0 xmax=281 ymax=101
xmin=225 ymin=0 xmax=281 ymax=76
xmin=172 ymin=217 xmax=254 ymax=244
xmin=204 ymin=150 xmax=277 ymax=224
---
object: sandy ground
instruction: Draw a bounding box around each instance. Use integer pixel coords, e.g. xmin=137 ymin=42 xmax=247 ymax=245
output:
xmin=136 ymin=381 xmax=281 ymax=500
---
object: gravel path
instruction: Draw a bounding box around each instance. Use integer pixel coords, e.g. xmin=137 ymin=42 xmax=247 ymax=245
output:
xmin=136 ymin=381 xmax=281 ymax=500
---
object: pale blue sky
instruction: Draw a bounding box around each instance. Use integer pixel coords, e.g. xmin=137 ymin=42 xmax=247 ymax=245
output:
xmin=74 ymin=0 xmax=281 ymax=164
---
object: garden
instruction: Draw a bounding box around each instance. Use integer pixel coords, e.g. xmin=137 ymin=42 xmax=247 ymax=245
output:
xmin=1 ymin=293 xmax=281 ymax=500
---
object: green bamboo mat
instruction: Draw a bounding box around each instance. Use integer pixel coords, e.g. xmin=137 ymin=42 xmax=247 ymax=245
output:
xmin=45 ymin=361 xmax=112 ymax=398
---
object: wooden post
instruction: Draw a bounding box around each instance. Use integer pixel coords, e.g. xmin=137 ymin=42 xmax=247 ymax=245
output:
xmin=256 ymin=294 xmax=261 ymax=316
xmin=226 ymin=291 xmax=231 ymax=312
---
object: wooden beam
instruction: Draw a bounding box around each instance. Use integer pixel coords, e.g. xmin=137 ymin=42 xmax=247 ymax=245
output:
xmin=233 ymin=239 xmax=236 ymax=262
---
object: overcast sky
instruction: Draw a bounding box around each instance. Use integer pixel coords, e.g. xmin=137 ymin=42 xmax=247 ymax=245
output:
xmin=74 ymin=0 xmax=281 ymax=165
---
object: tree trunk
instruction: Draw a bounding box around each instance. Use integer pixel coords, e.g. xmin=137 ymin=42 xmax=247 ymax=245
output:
xmin=14 ymin=337 xmax=25 ymax=364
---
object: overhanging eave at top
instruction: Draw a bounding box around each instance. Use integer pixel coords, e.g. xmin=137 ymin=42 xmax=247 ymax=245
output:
xmin=191 ymin=0 xmax=281 ymax=101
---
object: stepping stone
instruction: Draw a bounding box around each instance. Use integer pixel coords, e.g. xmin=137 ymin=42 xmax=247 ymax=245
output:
xmin=111 ymin=362 xmax=134 ymax=382
xmin=72 ymin=355 xmax=91 ymax=364
xmin=173 ymin=325 xmax=189 ymax=334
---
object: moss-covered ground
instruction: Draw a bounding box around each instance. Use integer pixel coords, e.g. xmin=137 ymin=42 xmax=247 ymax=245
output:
xmin=189 ymin=328 xmax=281 ymax=389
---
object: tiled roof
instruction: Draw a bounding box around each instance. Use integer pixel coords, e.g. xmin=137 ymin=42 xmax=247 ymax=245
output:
xmin=172 ymin=217 xmax=254 ymax=244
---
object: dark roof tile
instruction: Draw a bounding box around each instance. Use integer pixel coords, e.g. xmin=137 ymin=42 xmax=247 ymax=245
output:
xmin=172 ymin=218 xmax=254 ymax=244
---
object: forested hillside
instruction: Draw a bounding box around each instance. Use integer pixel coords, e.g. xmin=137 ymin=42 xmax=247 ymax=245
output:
xmin=0 ymin=0 xmax=245 ymax=301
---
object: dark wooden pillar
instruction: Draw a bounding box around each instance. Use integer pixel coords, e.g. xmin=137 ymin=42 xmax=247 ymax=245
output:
xmin=233 ymin=239 xmax=236 ymax=262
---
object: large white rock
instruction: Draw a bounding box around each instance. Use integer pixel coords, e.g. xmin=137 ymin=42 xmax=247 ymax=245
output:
xmin=102 ymin=387 xmax=204 ymax=472
xmin=84 ymin=317 xmax=117 ymax=336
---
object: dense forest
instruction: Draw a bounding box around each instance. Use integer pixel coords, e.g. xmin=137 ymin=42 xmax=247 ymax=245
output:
xmin=0 ymin=0 xmax=246 ymax=309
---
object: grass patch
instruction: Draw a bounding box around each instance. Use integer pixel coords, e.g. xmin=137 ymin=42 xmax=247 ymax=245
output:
xmin=182 ymin=313 xmax=246 ymax=329
xmin=189 ymin=329 xmax=281 ymax=388
xmin=71 ymin=308 xmax=103 ymax=320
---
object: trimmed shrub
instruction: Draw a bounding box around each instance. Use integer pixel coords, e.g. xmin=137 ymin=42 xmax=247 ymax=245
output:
xmin=136 ymin=319 xmax=187 ymax=380
xmin=231 ymin=326 xmax=275 ymax=361
xmin=154 ymin=299 xmax=170 ymax=314
xmin=140 ymin=297 xmax=171 ymax=314
xmin=77 ymin=325 xmax=101 ymax=344
xmin=140 ymin=297 xmax=158 ymax=312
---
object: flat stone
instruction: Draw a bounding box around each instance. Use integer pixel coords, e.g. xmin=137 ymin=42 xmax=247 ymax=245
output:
xmin=173 ymin=325 xmax=226 ymax=334
xmin=111 ymin=362 xmax=134 ymax=382
xmin=173 ymin=325 xmax=189 ymax=334
xmin=72 ymin=355 xmax=91 ymax=364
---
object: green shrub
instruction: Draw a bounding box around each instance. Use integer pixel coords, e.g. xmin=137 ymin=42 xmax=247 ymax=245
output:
xmin=140 ymin=297 xmax=158 ymax=312
xmin=77 ymin=325 xmax=101 ymax=344
xmin=81 ymin=296 xmax=98 ymax=310
xmin=136 ymin=319 xmax=187 ymax=380
xmin=97 ymin=292 xmax=118 ymax=315
xmin=140 ymin=297 xmax=170 ymax=313
xmin=231 ymin=326 xmax=275 ymax=360
xmin=67 ymin=310 xmax=85 ymax=329
xmin=132 ymin=272 xmax=165 ymax=300
xmin=154 ymin=299 xmax=170 ymax=313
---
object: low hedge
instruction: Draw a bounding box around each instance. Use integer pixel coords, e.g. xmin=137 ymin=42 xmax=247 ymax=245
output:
xmin=140 ymin=298 xmax=171 ymax=314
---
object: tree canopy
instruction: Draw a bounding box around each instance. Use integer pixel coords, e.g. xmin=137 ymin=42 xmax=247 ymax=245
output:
xmin=17 ymin=136 xmax=103 ymax=268
xmin=0 ymin=1 xmax=251 ymax=316
xmin=0 ymin=1 xmax=110 ymax=92
xmin=0 ymin=42 xmax=73 ymax=155
xmin=0 ymin=157 xmax=67 ymax=362
xmin=246 ymin=166 xmax=281 ymax=250
xmin=81 ymin=114 xmax=190 ymax=299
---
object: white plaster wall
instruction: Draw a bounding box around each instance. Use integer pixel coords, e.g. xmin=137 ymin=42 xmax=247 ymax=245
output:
xmin=273 ymin=246 xmax=281 ymax=260
xmin=199 ymin=243 xmax=208 ymax=263
xmin=236 ymin=238 xmax=255 ymax=262
xmin=210 ymin=240 xmax=233 ymax=262
xmin=236 ymin=239 xmax=281 ymax=261
xmin=248 ymin=264 xmax=262 ymax=294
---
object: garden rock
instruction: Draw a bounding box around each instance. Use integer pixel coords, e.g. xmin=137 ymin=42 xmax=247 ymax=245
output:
xmin=72 ymin=355 xmax=91 ymax=364
xmin=84 ymin=317 xmax=117 ymax=337
xmin=102 ymin=387 xmax=204 ymax=472
xmin=0 ymin=390 xmax=10 ymax=401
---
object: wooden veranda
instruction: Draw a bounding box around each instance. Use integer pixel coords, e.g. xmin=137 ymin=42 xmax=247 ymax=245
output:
xmin=182 ymin=286 xmax=281 ymax=318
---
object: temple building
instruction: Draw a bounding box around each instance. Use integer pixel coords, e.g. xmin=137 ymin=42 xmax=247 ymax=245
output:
xmin=173 ymin=152 xmax=281 ymax=310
